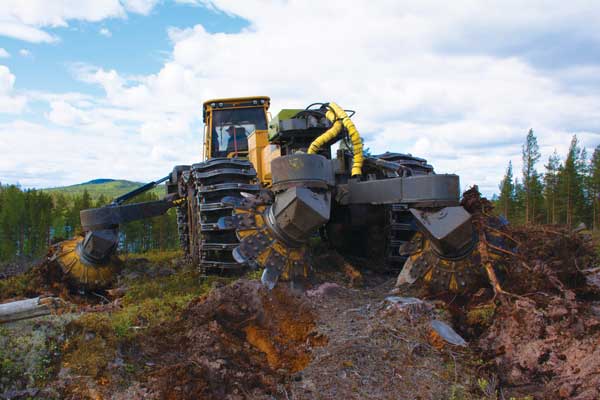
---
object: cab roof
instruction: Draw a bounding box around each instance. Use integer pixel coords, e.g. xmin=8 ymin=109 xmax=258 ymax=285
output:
xmin=202 ymin=96 xmax=270 ymax=107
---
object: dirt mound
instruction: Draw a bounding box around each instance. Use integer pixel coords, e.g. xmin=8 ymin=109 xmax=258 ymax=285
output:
xmin=0 ymin=259 xmax=68 ymax=303
xmin=500 ymin=225 xmax=596 ymax=296
xmin=480 ymin=293 xmax=600 ymax=399
xmin=138 ymin=280 xmax=325 ymax=400
xmin=473 ymin=225 xmax=600 ymax=399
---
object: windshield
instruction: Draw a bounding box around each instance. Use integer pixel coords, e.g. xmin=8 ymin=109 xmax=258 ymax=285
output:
xmin=211 ymin=107 xmax=268 ymax=158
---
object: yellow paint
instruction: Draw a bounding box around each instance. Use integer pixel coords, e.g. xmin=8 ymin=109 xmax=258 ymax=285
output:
xmin=202 ymin=96 xmax=274 ymax=172
xmin=423 ymin=267 xmax=434 ymax=283
xmin=256 ymin=247 xmax=272 ymax=267
xmin=308 ymin=102 xmax=364 ymax=177
xmin=54 ymin=236 xmax=120 ymax=289
xmin=449 ymin=273 xmax=458 ymax=292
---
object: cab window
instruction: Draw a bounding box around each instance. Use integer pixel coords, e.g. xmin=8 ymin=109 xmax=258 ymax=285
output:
xmin=211 ymin=107 xmax=267 ymax=158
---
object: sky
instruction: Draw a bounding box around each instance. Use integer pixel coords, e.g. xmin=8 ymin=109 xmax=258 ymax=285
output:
xmin=0 ymin=0 xmax=599 ymax=196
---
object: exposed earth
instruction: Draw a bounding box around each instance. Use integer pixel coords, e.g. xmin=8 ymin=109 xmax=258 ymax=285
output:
xmin=1 ymin=223 xmax=599 ymax=400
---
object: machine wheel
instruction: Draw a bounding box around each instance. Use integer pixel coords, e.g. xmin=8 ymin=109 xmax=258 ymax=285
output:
xmin=49 ymin=235 xmax=121 ymax=291
xmin=217 ymin=191 xmax=310 ymax=288
xmin=396 ymin=232 xmax=486 ymax=293
xmin=176 ymin=204 xmax=190 ymax=257
xmin=183 ymin=158 xmax=260 ymax=273
xmin=396 ymin=188 xmax=512 ymax=294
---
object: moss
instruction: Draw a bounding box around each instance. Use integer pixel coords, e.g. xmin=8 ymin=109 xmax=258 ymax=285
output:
xmin=466 ymin=303 xmax=496 ymax=328
xmin=244 ymin=268 xmax=264 ymax=281
xmin=0 ymin=317 xmax=68 ymax=393
xmin=114 ymin=269 xmax=233 ymax=337
xmin=449 ymin=384 xmax=467 ymax=400
xmin=62 ymin=265 xmax=229 ymax=376
xmin=123 ymin=250 xmax=183 ymax=265
xmin=62 ymin=313 xmax=117 ymax=378
xmin=121 ymin=268 xmax=209 ymax=304
xmin=112 ymin=294 xmax=196 ymax=338
xmin=60 ymin=252 xmax=233 ymax=386
xmin=0 ymin=270 xmax=39 ymax=300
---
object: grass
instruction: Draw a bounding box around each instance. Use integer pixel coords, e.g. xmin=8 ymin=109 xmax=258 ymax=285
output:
xmin=110 ymin=267 xmax=229 ymax=338
xmin=0 ymin=269 xmax=40 ymax=300
xmin=61 ymin=251 xmax=234 ymax=381
xmin=0 ymin=322 xmax=64 ymax=393
xmin=122 ymin=249 xmax=183 ymax=264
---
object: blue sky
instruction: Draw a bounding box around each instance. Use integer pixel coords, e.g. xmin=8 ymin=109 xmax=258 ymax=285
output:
xmin=1 ymin=2 xmax=247 ymax=93
xmin=0 ymin=1 xmax=599 ymax=195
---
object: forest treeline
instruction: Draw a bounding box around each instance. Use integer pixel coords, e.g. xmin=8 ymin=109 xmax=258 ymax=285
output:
xmin=496 ymin=130 xmax=600 ymax=229
xmin=0 ymin=187 xmax=178 ymax=263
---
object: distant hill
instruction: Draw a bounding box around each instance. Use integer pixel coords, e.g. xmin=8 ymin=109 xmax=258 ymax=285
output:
xmin=44 ymin=179 xmax=165 ymax=200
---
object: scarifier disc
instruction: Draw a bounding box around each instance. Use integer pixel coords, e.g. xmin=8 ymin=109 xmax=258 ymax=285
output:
xmin=397 ymin=226 xmax=506 ymax=294
xmin=50 ymin=236 xmax=120 ymax=290
xmin=219 ymin=195 xmax=310 ymax=287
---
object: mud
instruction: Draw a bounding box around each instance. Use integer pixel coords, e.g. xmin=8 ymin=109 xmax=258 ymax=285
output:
xmin=135 ymin=280 xmax=324 ymax=400
xmin=287 ymin=268 xmax=484 ymax=400
xmin=480 ymin=293 xmax=600 ymax=399
xmin=473 ymin=225 xmax=600 ymax=399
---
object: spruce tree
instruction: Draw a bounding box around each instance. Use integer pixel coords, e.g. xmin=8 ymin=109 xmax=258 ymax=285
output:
xmin=544 ymin=150 xmax=561 ymax=224
xmin=498 ymin=161 xmax=515 ymax=221
xmin=558 ymin=135 xmax=586 ymax=227
xmin=590 ymin=146 xmax=600 ymax=230
xmin=521 ymin=129 xmax=541 ymax=224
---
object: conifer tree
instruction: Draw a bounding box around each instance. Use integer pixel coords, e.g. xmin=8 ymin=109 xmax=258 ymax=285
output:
xmin=498 ymin=161 xmax=515 ymax=220
xmin=521 ymin=129 xmax=541 ymax=224
xmin=544 ymin=150 xmax=561 ymax=224
xmin=558 ymin=135 xmax=586 ymax=227
xmin=590 ymin=146 xmax=600 ymax=230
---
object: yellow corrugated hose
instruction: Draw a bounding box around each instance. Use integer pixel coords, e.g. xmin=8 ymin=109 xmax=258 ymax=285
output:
xmin=307 ymin=109 xmax=342 ymax=156
xmin=307 ymin=102 xmax=364 ymax=177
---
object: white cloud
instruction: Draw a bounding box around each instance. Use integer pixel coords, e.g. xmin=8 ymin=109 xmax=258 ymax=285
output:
xmin=0 ymin=65 xmax=26 ymax=113
xmin=3 ymin=1 xmax=600 ymax=194
xmin=121 ymin=0 xmax=159 ymax=15
xmin=173 ymin=0 xmax=203 ymax=5
xmin=18 ymin=49 xmax=31 ymax=57
xmin=0 ymin=0 xmax=161 ymax=43
xmin=83 ymin=0 xmax=599 ymax=195
xmin=0 ymin=21 xmax=57 ymax=43
xmin=99 ymin=27 xmax=112 ymax=37
xmin=0 ymin=48 xmax=9 ymax=58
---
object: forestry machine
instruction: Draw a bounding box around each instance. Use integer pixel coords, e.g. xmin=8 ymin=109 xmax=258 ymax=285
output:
xmin=50 ymin=96 xmax=488 ymax=293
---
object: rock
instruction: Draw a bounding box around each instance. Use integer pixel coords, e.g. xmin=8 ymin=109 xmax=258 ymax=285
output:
xmin=385 ymin=296 xmax=422 ymax=305
xmin=385 ymin=296 xmax=432 ymax=317
xmin=558 ymin=383 xmax=575 ymax=398
xmin=107 ymin=287 xmax=127 ymax=298
xmin=306 ymin=283 xmax=342 ymax=297
xmin=430 ymin=320 xmax=467 ymax=347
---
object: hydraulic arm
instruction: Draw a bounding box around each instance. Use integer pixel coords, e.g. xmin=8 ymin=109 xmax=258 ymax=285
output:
xmin=50 ymin=176 xmax=182 ymax=289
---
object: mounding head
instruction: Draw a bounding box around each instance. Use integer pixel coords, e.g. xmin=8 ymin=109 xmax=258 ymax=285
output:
xmin=49 ymin=234 xmax=121 ymax=291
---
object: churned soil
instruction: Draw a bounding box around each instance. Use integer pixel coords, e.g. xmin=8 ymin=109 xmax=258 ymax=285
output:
xmin=134 ymin=280 xmax=326 ymax=400
xmin=3 ymin=207 xmax=600 ymax=399
xmin=287 ymin=272 xmax=480 ymax=400
xmin=475 ymin=225 xmax=600 ymax=400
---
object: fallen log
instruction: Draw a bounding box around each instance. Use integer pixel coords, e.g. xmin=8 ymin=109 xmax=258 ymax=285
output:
xmin=0 ymin=297 xmax=60 ymax=323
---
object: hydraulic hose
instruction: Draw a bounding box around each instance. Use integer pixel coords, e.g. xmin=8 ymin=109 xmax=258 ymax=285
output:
xmin=307 ymin=108 xmax=343 ymax=157
xmin=307 ymin=102 xmax=364 ymax=177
